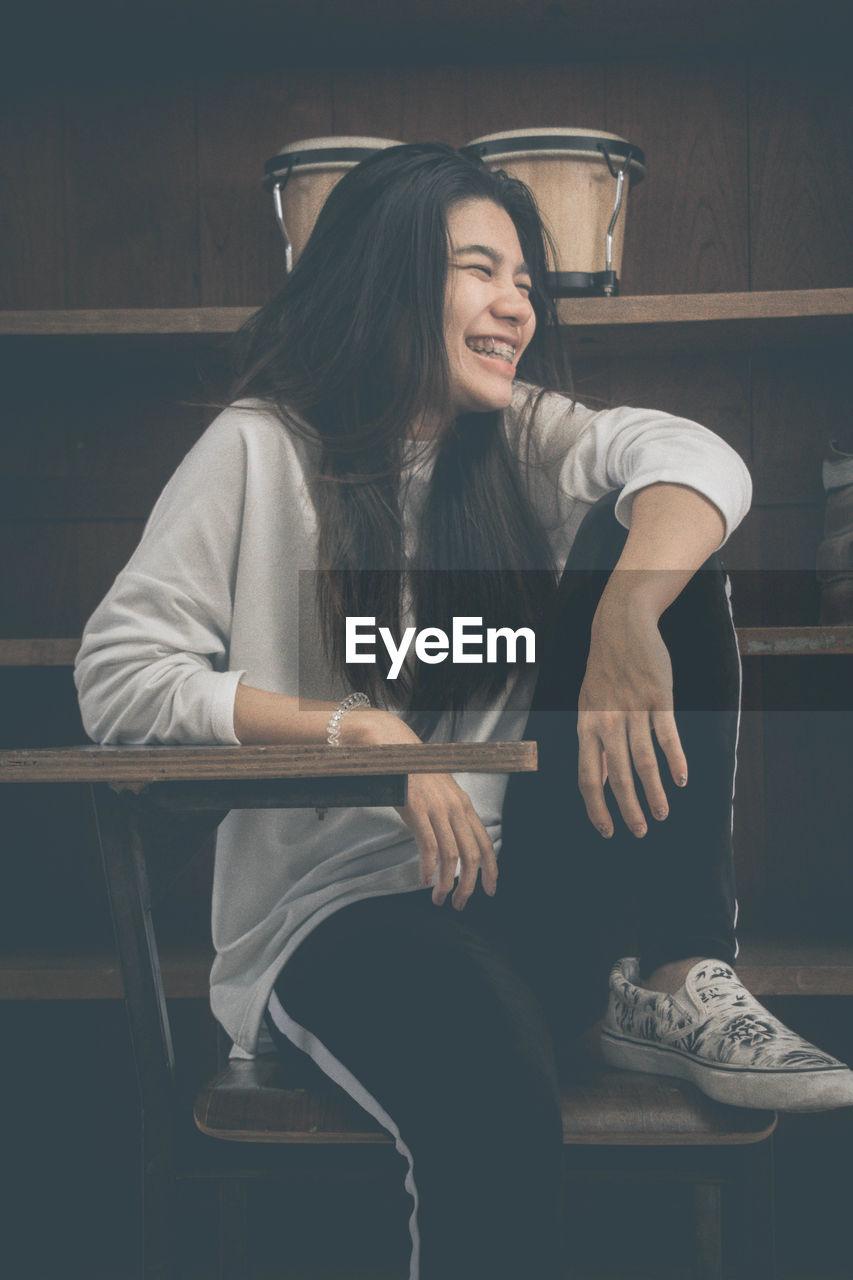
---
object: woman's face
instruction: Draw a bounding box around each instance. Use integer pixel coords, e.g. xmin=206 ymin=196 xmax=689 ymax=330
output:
xmin=442 ymin=198 xmax=537 ymax=421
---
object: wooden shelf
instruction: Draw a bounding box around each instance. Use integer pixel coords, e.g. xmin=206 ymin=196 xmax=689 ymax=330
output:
xmin=2 ymin=290 xmax=852 ymax=350
xmin=4 ymin=629 xmax=852 ymax=670
xmin=559 ymin=288 xmax=853 ymax=351
xmin=737 ymin=628 xmax=853 ymax=657
xmin=2 ymin=935 xmax=848 ymax=1001
xmin=0 ymin=639 xmax=81 ymax=666
xmin=736 ymin=937 xmax=853 ymax=997
xmin=0 ymin=945 xmax=212 ymax=1000
xmin=0 ymin=307 xmax=254 ymax=336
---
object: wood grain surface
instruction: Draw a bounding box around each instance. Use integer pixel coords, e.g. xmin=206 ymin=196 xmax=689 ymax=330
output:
xmin=63 ymin=83 xmax=200 ymax=308
xmin=0 ymin=740 xmax=538 ymax=784
xmin=750 ymin=344 xmax=853 ymax=506
xmin=0 ymin=93 xmax=66 ymax=309
xmin=4 ymin=630 xmax=852 ymax=665
xmin=603 ymin=58 xmax=749 ymax=295
xmin=750 ymin=57 xmax=853 ymax=291
xmin=192 ymin=1055 xmax=776 ymax=1146
xmin=3 ymin=49 xmax=851 ymax=1051
xmin=197 ymin=68 xmax=334 ymax=307
xmin=4 ymin=934 xmax=851 ymax=1001
xmin=4 ymin=288 xmax=851 ymax=336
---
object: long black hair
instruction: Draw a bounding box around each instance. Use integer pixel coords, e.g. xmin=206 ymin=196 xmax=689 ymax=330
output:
xmin=231 ymin=142 xmax=571 ymax=734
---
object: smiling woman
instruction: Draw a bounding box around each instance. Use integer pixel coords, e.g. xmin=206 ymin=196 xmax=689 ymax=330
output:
xmin=73 ymin=142 xmax=853 ymax=1280
xmin=442 ymin=200 xmax=537 ymax=420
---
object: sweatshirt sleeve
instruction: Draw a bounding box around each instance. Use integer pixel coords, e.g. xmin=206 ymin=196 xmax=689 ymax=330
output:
xmin=516 ymin=389 xmax=753 ymax=546
xmin=74 ymin=410 xmax=252 ymax=745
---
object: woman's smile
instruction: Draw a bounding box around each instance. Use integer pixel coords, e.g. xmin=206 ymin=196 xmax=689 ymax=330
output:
xmin=443 ymin=198 xmax=536 ymax=418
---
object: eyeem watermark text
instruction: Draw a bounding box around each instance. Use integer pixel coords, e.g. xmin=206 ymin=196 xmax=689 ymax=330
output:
xmin=346 ymin=616 xmax=536 ymax=679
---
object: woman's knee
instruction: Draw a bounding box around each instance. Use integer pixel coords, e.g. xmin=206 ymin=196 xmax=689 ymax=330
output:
xmin=274 ymin=895 xmax=561 ymax=1125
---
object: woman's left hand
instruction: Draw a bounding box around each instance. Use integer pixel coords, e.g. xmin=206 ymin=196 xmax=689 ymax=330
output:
xmin=576 ymin=590 xmax=688 ymax=838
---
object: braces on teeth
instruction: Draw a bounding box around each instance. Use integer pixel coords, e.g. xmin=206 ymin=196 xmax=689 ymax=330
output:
xmin=468 ymin=337 xmax=515 ymax=358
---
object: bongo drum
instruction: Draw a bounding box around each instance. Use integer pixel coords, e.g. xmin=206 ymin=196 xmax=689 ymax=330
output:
xmin=264 ymin=136 xmax=404 ymax=271
xmin=461 ymin=129 xmax=645 ymax=296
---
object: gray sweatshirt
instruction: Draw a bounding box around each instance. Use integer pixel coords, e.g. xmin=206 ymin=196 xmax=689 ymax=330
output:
xmin=74 ymin=386 xmax=752 ymax=1054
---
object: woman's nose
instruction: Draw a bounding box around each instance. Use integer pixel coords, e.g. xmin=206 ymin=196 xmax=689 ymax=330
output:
xmin=492 ymin=283 xmax=534 ymax=324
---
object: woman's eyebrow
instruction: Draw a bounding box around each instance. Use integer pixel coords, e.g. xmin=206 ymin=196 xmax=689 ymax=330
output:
xmin=452 ymin=243 xmax=532 ymax=274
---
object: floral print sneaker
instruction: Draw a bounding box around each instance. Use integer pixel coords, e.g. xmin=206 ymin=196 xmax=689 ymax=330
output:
xmin=601 ymin=957 xmax=853 ymax=1111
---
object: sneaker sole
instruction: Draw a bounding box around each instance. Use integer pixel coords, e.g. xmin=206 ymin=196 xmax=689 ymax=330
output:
xmin=601 ymin=1029 xmax=853 ymax=1112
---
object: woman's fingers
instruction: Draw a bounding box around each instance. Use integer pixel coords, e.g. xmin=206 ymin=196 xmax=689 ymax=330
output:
xmin=577 ymin=724 xmax=613 ymax=835
xmin=652 ymin=708 xmax=688 ymax=788
xmin=598 ymin=719 xmax=648 ymax=835
xmin=398 ymin=774 xmax=497 ymax=909
xmin=429 ymin=807 xmax=459 ymax=906
xmin=627 ymin=715 xmax=669 ymax=822
xmin=450 ymin=805 xmax=498 ymax=909
xmin=578 ymin=610 xmax=691 ymax=836
xmin=403 ymin=802 xmax=440 ymax=889
xmin=579 ymin=710 xmax=688 ymax=835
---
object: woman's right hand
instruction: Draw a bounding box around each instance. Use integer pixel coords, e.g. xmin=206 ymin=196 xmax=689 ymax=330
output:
xmin=348 ymin=707 xmax=499 ymax=911
xmin=233 ymin=685 xmax=497 ymax=910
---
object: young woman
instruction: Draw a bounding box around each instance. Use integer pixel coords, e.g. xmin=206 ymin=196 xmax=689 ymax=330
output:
xmin=75 ymin=143 xmax=853 ymax=1278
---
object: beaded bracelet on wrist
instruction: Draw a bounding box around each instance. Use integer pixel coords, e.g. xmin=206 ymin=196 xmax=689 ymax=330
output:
xmin=326 ymin=692 xmax=371 ymax=746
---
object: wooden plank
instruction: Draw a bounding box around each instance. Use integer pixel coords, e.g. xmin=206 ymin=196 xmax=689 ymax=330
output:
xmin=562 ymin=287 xmax=853 ymax=327
xmin=63 ymin=81 xmax=200 ymax=307
xmin=5 ymin=629 xmax=851 ymax=667
xmin=197 ymin=1056 xmax=776 ymax=1145
xmin=749 ymin=56 xmax=853 ymax=292
xmin=3 ymin=934 xmax=849 ymax=1001
xmin=0 ymin=309 xmax=256 ymax=335
xmin=0 ymin=947 xmax=212 ymax=1000
xmin=737 ymin=937 xmax=853 ymax=996
xmin=196 ymin=68 xmax=334 ymax=306
xmin=603 ymin=57 xmax=749 ymax=295
xmin=738 ymin=628 xmax=853 ymax=656
xmin=4 ymin=289 xmax=851 ymax=337
xmin=0 ymin=741 xmax=538 ymax=784
xmin=0 ymin=639 xmax=80 ymax=666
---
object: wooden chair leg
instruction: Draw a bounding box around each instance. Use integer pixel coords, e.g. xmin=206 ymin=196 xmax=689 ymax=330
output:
xmin=141 ymin=1168 xmax=175 ymax=1280
xmin=692 ymin=1181 xmax=724 ymax=1280
xmin=732 ymin=1137 xmax=777 ymax=1279
xmin=219 ymin=1179 xmax=250 ymax=1280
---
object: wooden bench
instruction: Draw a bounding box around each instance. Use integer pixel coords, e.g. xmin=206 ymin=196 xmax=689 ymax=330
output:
xmin=1 ymin=744 xmax=777 ymax=1279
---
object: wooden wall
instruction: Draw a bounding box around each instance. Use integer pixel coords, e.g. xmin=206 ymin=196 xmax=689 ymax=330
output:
xmin=5 ymin=56 xmax=852 ymax=310
xmin=3 ymin=55 xmax=852 ymax=639
xmin=2 ymin=52 xmax=852 ymax=929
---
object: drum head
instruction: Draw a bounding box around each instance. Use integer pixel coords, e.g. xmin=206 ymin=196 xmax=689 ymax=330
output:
xmin=264 ymin=136 xmax=404 ymax=186
xmin=462 ymin=128 xmax=645 ymax=183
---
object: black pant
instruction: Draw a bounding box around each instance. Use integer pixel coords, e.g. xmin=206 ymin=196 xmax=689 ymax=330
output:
xmin=269 ymin=493 xmax=742 ymax=1279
